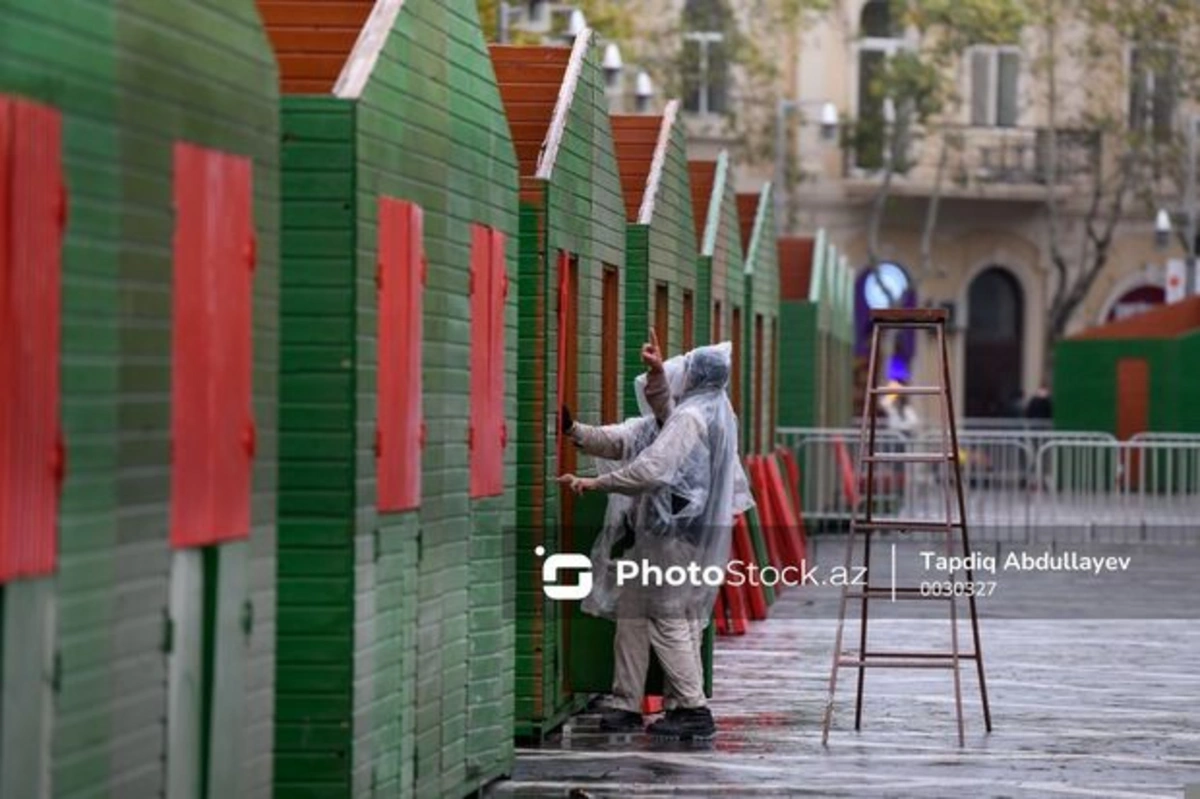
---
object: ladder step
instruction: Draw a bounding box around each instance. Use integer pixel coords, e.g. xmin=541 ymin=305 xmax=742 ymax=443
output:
xmin=837 ymin=658 xmax=957 ymax=669
xmin=862 ymin=452 xmax=954 ymax=463
xmin=870 ymin=308 xmax=948 ymax=324
xmin=868 ymin=385 xmax=943 ymax=396
xmin=863 ymin=651 xmax=980 ymax=660
xmin=853 ymin=519 xmax=964 ymax=531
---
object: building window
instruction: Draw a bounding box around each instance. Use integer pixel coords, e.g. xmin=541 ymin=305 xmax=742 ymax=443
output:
xmin=527 ymin=0 xmax=548 ymax=25
xmin=1128 ymin=45 xmax=1177 ymax=138
xmin=861 ymin=0 xmax=900 ymax=38
xmin=681 ymin=0 xmax=730 ymax=115
xmin=856 ymin=0 xmax=905 ymax=169
xmin=970 ymin=47 xmax=1019 ymax=128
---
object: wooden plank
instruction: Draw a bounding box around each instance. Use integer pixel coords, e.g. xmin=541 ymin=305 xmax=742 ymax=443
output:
xmin=258 ymin=1 xmax=374 ymax=28
xmin=491 ymin=63 xmax=569 ymax=84
xmin=488 ymin=45 xmax=571 ymax=67
xmin=265 ymin=29 xmax=361 ymax=53
xmin=0 ymin=579 xmax=55 ymax=799
xmin=281 ymin=78 xmax=336 ymax=94
xmin=500 ymin=104 xmax=558 ymax=125
xmin=167 ymin=550 xmax=205 ymax=799
xmin=207 ymin=542 xmax=249 ymax=798
xmin=277 ymin=54 xmax=347 ymax=79
xmin=495 ymin=83 xmax=561 ymax=104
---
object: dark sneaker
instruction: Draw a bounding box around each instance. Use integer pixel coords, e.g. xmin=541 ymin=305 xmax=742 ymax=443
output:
xmin=598 ymin=709 xmax=643 ymax=732
xmin=647 ymin=706 xmax=716 ymax=740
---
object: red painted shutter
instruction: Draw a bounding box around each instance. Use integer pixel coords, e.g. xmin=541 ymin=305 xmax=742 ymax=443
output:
xmin=489 ymin=230 xmax=508 ymax=491
xmin=170 ymin=143 xmax=254 ymax=548
xmin=377 ymin=198 xmax=423 ymax=511
xmin=469 ymin=225 xmax=506 ymax=498
xmin=212 ymin=152 xmax=255 ymax=544
xmin=469 ymin=224 xmax=491 ymax=498
xmin=555 ymin=250 xmax=570 ymax=459
xmin=0 ymin=96 xmax=65 ymax=583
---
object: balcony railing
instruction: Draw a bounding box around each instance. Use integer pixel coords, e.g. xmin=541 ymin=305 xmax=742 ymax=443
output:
xmin=844 ymin=125 xmax=1101 ymax=196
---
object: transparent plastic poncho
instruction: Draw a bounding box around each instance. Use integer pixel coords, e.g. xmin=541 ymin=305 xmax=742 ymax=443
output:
xmin=581 ymin=343 xmax=754 ymax=624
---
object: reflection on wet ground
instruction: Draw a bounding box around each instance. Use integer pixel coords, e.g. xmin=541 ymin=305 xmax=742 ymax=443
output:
xmin=490 ymin=553 xmax=1200 ymax=799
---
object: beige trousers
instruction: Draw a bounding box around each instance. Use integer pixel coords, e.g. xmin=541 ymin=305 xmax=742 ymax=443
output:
xmin=609 ymin=614 xmax=706 ymax=713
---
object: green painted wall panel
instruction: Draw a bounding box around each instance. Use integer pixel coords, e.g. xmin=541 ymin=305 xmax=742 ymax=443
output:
xmin=778 ymin=302 xmax=819 ymax=428
xmin=511 ymin=38 xmax=628 ymax=737
xmin=275 ymin=97 xmax=357 ymax=799
xmin=353 ymin=3 xmax=518 ymax=796
xmin=112 ymin=0 xmax=280 ymax=790
xmin=0 ymin=0 xmax=121 ymax=795
xmin=742 ymin=187 xmax=780 ymax=454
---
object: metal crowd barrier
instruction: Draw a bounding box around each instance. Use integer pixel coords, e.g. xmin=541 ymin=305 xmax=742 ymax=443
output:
xmin=776 ymin=426 xmax=1200 ymax=538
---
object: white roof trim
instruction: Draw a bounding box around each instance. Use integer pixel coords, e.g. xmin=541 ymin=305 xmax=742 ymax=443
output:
xmin=636 ymin=100 xmax=679 ymax=225
xmin=700 ymin=150 xmax=729 ymax=258
xmin=536 ymin=29 xmax=592 ymax=180
xmin=743 ymin=183 xmax=772 ymax=273
xmin=333 ymin=0 xmax=406 ymax=100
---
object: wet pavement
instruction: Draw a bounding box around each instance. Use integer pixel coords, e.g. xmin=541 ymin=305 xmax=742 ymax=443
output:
xmin=491 ymin=541 xmax=1200 ymax=799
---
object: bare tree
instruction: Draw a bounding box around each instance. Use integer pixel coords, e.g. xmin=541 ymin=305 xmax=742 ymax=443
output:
xmin=1033 ymin=0 xmax=1200 ymax=367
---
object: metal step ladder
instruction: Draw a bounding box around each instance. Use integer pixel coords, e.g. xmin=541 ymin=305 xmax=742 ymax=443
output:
xmin=820 ymin=308 xmax=992 ymax=747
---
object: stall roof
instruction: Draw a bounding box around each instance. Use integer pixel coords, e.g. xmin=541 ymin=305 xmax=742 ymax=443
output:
xmin=611 ymin=101 xmax=680 ymax=224
xmin=736 ymin=192 xmax=758 ymax=257
xmin=687 ymin=160 xmax=717 ymax=249
xmin=778 ymin=237 xmax=815 ymax=301
xmin=1070 ymin=296 xmax=1200 ymax=340
xmin=259 ymin=0 xmax=376 ymax=93
xmin=491 ymin=42 xmax=579 ymax=179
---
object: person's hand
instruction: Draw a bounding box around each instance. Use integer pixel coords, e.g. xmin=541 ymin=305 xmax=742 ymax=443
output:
xmin=561 ymin=404 xmax=574 ymax=434
xmin=557 ymin=473 xmax=598 ymax=495
xmin=641 ymin=328 xmax=664 ymax=374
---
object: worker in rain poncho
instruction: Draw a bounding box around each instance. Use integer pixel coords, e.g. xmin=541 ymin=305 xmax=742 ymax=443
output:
xmin=561 ymin=336 xmax=752 ymax=740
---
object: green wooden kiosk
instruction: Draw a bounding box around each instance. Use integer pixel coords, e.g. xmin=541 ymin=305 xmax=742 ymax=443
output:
xmin=612 ymin=102 xmax=701 ymax=414
xmin=491 ymin=29 xmax=628 ymax=739
xmin=738 ymin=187 xmax=781 ymax=453
xmin=778 ymin=230 xmax=855 ymax=430
xmin=0 ymin=1 xmax=279 ymax=796
xmin=1055 ymin=296 xmax=1200 ymax=435
xmin=689 ymin=151 xmax=746 ymax=348
xmin=264 ymin=1 xmax=518 ymax=795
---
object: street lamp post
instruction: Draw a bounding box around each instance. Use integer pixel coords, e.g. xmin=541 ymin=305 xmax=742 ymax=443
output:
xmin=1156 ymin=114 xmax=1200 ymax=297
xmin=774 ymin=99 xmax=839 ymax=230
xmin=1187 ymin=114 xmax=1198 ymax=295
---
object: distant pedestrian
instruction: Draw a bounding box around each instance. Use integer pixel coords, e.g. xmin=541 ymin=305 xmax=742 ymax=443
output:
xmin=1025 ymin=385 xmax=1052 ymax=420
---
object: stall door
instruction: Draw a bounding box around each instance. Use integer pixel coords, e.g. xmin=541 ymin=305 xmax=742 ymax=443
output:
xmin=556 ymin=251 xmax=580 ymax=537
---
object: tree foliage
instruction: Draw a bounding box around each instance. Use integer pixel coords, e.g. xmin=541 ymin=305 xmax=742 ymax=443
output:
xmin=476 ymin=0 xmax=633 ymax=43
xmin=858 ymin=0 xmax=1029 ymax=276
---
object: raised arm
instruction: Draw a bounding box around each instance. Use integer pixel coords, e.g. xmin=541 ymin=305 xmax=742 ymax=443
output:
xmin=567 ymin=416 xmax=648 ymax=461
xmin=640 ymin=328 xmax=674 ymax=424
xmin=588 ymin=412 xmax=704 ymax=496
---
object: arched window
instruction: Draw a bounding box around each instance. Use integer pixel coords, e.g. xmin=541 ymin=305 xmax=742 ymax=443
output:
xmin=682 ymin=0 xmax=731 ymax=115
xmin=854 ymin=262 xmax=916 ymax=385
xmin=965 ymin=267 xmax=1024 ymax=417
